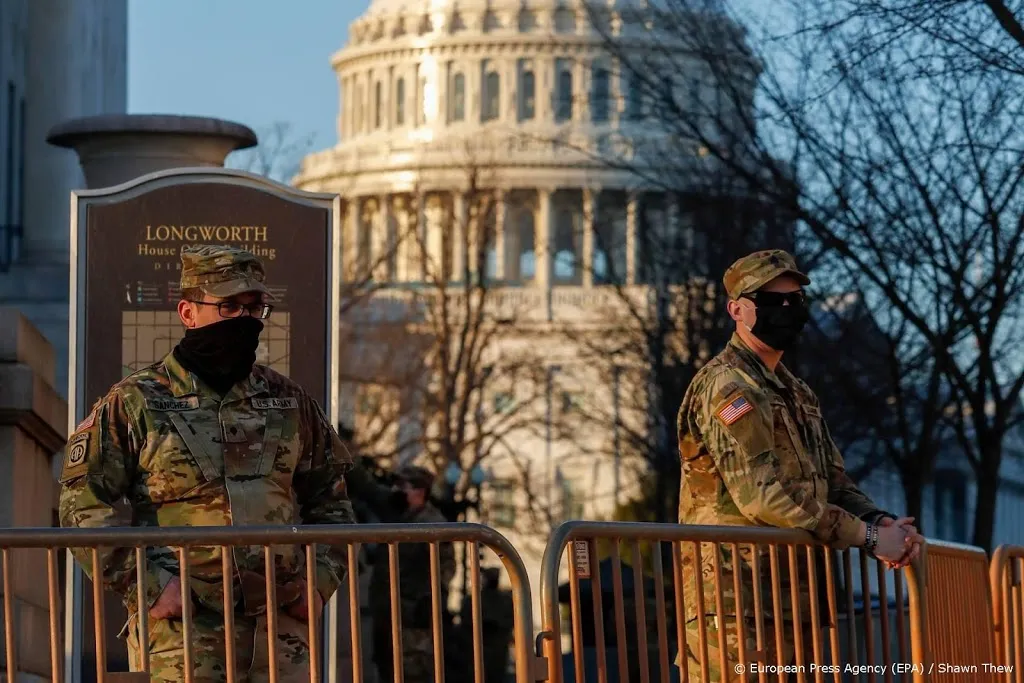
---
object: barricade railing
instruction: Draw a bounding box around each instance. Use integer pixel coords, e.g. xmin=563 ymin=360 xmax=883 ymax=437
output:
xmin=0 ymin=523 xmax=534 ymax=683
xmin=990 ymin=544 xmax=1024 ymax=683
xmin=537 ymin=522 xmax=926 ymax=683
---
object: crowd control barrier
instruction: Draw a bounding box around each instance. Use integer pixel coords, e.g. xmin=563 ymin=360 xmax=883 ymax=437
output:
xmin=0 ymin=523 xmax=533 ymax=683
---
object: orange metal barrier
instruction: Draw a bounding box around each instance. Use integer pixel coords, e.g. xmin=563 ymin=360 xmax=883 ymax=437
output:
xmin=538 ymin=521 xmax=927 ymax=683
xmin=991 ymin=544 xmax=1024 ymax=683
xmin=0 ymin=523 xmax=534 ymax=683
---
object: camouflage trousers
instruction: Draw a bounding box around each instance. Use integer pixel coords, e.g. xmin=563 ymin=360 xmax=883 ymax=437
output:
xmin=372 ymin=619 xmax=438 ymax=683
xmin=125 ymin=605 xmax=311 ymax=682
xmin=678 ymin=615 xmax=815 ymax=683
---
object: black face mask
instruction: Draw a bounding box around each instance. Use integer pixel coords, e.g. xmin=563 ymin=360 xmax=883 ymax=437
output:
xmin=750 ymin=302 xmax=810 ymax=351
xmin=173 ymin=316 xmax=263 ymax=394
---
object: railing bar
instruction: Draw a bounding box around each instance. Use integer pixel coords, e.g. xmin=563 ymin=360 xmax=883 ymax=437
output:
xmin=731 ymin=543 xmax=748 ymax=681
xmin=712 ymin=546 xmax=729 ymax=683
xmin=569 ymin=542 xmax=587 ymax=683
xmin=135 ymin=547 xmax=151 ymax=674
xmin=876 ymin=561 xmax=892 ymax=683
xmin=1004 ymin=566 xmax=1013 ymax=682
xmin=787 ymin=545 xmax=805 ymax=683
xmin=222 ymin=548 xmax=237 ymax=683
xmin=265 ymin=545 xmax=279 ymax=683
xmin=859 ymin=550 xmax=875 ymax=683
xmin=610 ymin=543 xmax=630 ymax=683
xmin=1012 ymin=564 xmax=1023 ymax=683
xmin=768 ymin=545 xmax=784 ymax=683
xmin=693 ymin=542 xmax=711 ymax=683
xmin=91 ymin=547 xmax=107 ymax=683
xmin=429 ymin=542 xmax=446 ymax=683
xmin=672 ymin=541 xmax=689 ymax=683
xmin=389 ymin=543 xmax=405 ymax=683
xmin=823 ymin=549 xmax=842 ymax=683
xmin=179 ymin=546 xmax=194 ymax=683
xmin=805 ymin=547 xmax=823 ymax=683
xmin=591 ymin=539 xmax=609 ymax=683
xmin=843 ymin=550 xmax=859 ymax=677
xmin=893 ymin=568 xmax=907 ymax=664
xmin=306 ymin=544 xmax=321 ymax=683
xmin=652 ymin=542 xmax=670 ymax=683
xmin=751 ymin=546 xmax=767 ymax=683
xmin=631 ymin=540 xmax=650 ymax=683
xmin=3 ymin=548 xmax=17 ymax=683
xmin=348 ymin=543 xmax=363 ymax=683
xmin=48 ymin=548 xmax=63 ymax=683
xmin=469 ymin=542 xmax=484 ymax=683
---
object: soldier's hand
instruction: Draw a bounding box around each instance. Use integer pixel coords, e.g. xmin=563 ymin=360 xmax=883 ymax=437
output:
xmin=874 ymin=523 xmax=924 ymax=567
xmin=878 ymin=517 xmax=922 ymax=569
xmin=149 ymin=576 xmax=183 ymax=620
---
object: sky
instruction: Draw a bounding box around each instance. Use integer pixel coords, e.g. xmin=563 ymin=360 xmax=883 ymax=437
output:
xmin=127 ymin=0 xmax=369 ymax=157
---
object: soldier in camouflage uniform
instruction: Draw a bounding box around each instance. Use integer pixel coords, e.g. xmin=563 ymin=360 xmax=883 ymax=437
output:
xmin=675 ymin=250 xmax=923 ymax=682
xmin=366 ymin=465 xmax=456 ymax=683
xmin=59 ymin=245 xmax=356 ymax=682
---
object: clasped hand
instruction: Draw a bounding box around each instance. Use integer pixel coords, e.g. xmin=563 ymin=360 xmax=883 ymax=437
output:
xmin=873 ymin=516 xmax=923 ymax=569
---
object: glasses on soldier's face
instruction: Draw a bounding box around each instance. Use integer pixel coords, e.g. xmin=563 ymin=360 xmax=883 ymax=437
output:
xmin=742 ymin=290 xmax=807 ymax=308
xmin=188 ymin=300 xmax=274 ymax=319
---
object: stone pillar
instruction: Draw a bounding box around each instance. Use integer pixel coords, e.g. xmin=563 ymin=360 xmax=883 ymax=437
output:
xmin=451 ymin=191 xmax=466 ymax=282
xmin=582 ymin=188 xmax=596 ymax=287
xmin=47 ymin=113 xmax=257 ymax=190
xmin=0 ymin=308 xmax=68 ymax=681
xmin=494 ymin=190 xmax=506 ymax=280
xmin=536 ymin=188 xmax=552 ymax=290
xmin=626 ymin=191 xmax=638 ymax=284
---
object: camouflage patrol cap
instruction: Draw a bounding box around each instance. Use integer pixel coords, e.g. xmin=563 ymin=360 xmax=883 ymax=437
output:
xmin=723 ymin=249 xmax=810 ymax=300
xmin=395 ymin=464 xmax=436 ymax=491
xmin=179 ymin=244 xmax=274 ymax=300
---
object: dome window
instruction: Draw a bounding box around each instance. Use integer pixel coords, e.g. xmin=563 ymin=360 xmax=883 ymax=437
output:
xmin=450 ymin=72 xmax=466 ymax=122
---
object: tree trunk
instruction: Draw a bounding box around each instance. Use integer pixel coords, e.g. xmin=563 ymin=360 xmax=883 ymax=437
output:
xmin=900 ymin=472 xmax=925 ymax=536
xmin=972 ymin=454 xmax=1001 ymax=552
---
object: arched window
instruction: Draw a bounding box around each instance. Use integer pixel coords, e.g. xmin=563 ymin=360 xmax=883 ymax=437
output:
xmin=395 ymin=77 xmax=406 ymax=125
xmin=483 ymin=68 xmax=501 ymax=121
xmin=555 ymin=61 xmax=573 ymax=123
xmin=520 ymin=68 xmax=535 ymax=120
xmin=451 ymin=72 xmax=466 ymax=122
xmin=591 ymin=66 xmax=610 ymax=123
xmin=374 ymin=81 xmax=382 ymax=129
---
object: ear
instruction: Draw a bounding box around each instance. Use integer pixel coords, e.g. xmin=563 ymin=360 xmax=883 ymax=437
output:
xmin=726 ymin=298 xmax=744 ymax=323
xmin=177 ymin=299 xmax=196 ymax=328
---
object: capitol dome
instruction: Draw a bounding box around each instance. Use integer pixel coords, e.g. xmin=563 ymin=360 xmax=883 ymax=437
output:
xmin=295 ymin=0 xmax=754 ymax=291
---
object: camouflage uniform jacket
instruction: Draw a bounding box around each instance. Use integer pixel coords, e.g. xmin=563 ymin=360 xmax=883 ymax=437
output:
xmin=676 ymin=333 xmax=890 ymax=621
xmin=58 ymin=351 xmax=356 ymax=619
xmin=368 ymin=502 xmax=456 ymax=623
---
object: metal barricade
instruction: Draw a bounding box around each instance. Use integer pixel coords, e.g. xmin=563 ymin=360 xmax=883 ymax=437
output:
xmin=990 ymin=544 xmax=1024 ymax=683
xmin=538 ymin=522 xmax=926 ymax=683
xmin=0 ymin=523 xmax=534 ymax=683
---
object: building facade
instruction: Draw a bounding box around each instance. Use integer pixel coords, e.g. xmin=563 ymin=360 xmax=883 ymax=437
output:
xmin=0 ymin=0 xmax=128 ymax=397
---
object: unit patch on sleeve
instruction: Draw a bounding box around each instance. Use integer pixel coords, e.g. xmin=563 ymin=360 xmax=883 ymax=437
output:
xmin=252 ymin=397 xmax=298 ymax=410
xmin=60 ymin=433 xmax=91 ymax=483
xmin=715 ymin=394 xmax=754 ymax=426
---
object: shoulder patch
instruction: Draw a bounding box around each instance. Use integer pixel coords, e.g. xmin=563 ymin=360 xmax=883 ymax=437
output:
xmin=715 ymin=393 xmax=754 ymax=426
xmin=75 ymin=409 xmax=96 ymax=432
xmin=145 ymin=396 xmax=200 ymax=411
xmin=252 ymin=397 xmax=298 ymax=410
xmin=60 ymin=434 xmax=90 ymax=483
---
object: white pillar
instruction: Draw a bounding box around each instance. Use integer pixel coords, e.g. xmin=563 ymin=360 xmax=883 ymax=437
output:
xmin=626 ymin=191 xmax=638 ymax=284
xmin=451 ymin=191 xmax=466 ymax=281
xmin=582 ymin=188 xmax=595 ymax=287
xmin=427 ymin=194 xmax=445 ymax=282
xmin=395 ymin=196 xmax=412 ymax=282
xmin=536 ymin=188 xmax=552 ymax=290
xmin=495 ymin=189 xmax=506 ymax=280
xmin=343 ymin=198 xmax=358 ymax=282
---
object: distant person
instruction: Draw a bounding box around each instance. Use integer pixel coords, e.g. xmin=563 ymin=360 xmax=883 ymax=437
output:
xmin=365 ymin=465 xmax=456 ymax=683
xmin=675 ymin=249 xmax=923 ymax=681
xmin=58 ymin=244 xmax=356 ymax=682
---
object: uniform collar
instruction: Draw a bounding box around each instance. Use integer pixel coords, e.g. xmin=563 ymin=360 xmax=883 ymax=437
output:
xmin=727 ymin=333 xmax=787 ymax=390
xmin=162 ymin=350 xmax=268 ymax=400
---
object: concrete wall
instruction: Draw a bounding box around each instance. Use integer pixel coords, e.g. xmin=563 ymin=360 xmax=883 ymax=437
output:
xmin=0 ymin=308 xmax=68 ymax=681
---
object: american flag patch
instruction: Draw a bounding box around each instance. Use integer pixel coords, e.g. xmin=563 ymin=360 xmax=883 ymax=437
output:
xmin=716 ymin=395 xmax=753 ymax=425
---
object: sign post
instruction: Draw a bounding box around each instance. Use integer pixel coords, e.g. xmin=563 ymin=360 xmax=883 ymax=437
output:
xmin=65 ymin=167 xmax=342 ymax=682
